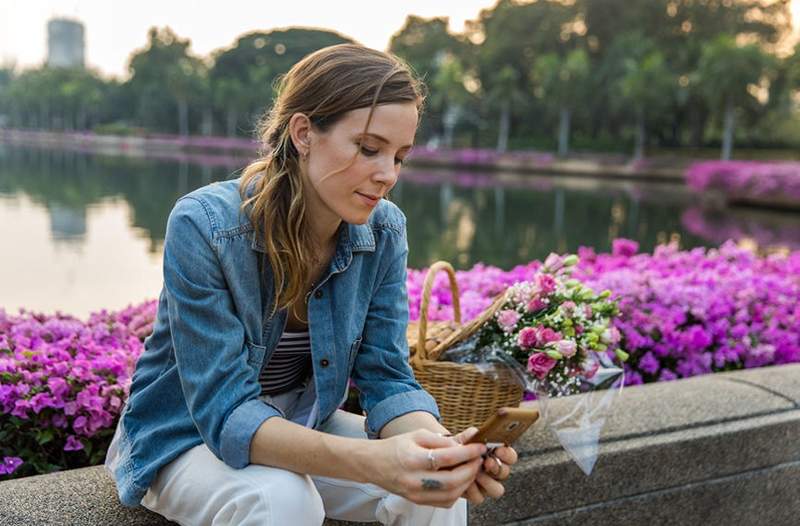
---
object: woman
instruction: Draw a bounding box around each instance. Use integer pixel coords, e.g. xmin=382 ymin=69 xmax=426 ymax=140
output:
xmin=105 ymin=43 xmax=517 ymax=526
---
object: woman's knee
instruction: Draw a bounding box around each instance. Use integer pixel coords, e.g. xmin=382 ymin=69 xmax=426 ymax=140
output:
xmin=249 ymin=467 xmax=326 ymax=525
xmin=144 ymin=445 xmax=326 ymax=525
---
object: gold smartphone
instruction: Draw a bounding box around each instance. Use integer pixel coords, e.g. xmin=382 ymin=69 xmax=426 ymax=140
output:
xmin=466 ymin=407 xmax=540 ymax=449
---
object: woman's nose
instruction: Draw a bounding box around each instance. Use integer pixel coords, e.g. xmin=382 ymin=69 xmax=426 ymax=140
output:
xmin=373 ymin=157 xmax=399 ymax=187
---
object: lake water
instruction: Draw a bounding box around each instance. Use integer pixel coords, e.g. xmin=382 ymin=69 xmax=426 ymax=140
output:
xmin=2 ymin=144 xmax=797 ymax=318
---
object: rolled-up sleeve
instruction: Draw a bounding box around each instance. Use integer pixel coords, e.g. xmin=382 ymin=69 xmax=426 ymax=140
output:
xmin=163 ymin=197 xmax=282 ymax=468
xmin=351 ymin=218 xmax=441 ymax=439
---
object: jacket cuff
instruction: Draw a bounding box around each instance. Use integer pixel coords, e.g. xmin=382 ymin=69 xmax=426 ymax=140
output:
xmin=364 ymin=390 xmax=441 ymax=439
xmin=220 ymin=398 xmax=284 ymax=468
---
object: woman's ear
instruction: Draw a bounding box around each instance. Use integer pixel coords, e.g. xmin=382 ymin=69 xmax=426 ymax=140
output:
xmin=288 ymin=112 xmax=313 ymax=155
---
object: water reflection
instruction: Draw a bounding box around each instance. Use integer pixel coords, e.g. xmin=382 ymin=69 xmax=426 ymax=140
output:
xmin=2 ymin=144 xmax=795 ymax=317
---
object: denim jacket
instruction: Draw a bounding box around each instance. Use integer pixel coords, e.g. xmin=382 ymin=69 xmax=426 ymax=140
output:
xmin=107 ymin=176 xmax=440 ymax=507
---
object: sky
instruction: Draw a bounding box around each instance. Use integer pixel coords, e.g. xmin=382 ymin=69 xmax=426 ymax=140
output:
xmin=0 ymin=0 xmax=500 ymax=79
xmin=1 ymin=1 xmax=798 ymax=80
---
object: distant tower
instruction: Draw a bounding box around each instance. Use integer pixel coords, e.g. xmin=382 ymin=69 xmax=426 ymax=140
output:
xmin=47 ymin=18 xmax=85 ymax=68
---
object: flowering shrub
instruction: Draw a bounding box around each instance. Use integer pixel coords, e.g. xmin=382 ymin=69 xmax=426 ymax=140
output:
xmin=407 ymin=240 xmax=800 ymax=387
xmin=3 ymin=238 xmax=799 ymax=479
xmin=0 ymin=301 xmax=156 ymax=479
xmin=571 ymin=239 xmax=800 ymax=385
xmin=686 ymin=161 xmax=800 ymax=201
xmin=471 ymin=253 xmax=627 ymax=395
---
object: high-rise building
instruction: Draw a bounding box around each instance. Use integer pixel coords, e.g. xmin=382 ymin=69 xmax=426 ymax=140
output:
xmin=47 ymin=18 xmax=85 ymax=69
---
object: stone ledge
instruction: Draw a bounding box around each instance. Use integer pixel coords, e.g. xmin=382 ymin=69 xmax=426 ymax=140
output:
xmin=1 ymin=363 xmax=798 ymax=525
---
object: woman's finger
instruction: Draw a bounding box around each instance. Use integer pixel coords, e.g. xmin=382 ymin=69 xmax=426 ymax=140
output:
xmin=463 ymin=482 xmax=485 ymax=506
xmin=452 ymin=426 xmax=479 ymax=445
xmin=418 ymin=442 xmax=486 ymax=471
xmin=493 ymin=445 xmax=518 ymax=465
xmin=475 ymin=471 xmax=505 ymax=499
xmin=482 ymin=455 xmax=510 ymax=481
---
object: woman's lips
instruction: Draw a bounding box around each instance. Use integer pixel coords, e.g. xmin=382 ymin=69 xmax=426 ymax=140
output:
xmin=356 ymin=192 xmax=379 ymax=206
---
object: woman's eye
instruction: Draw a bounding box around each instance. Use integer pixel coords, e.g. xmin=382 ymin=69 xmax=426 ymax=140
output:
xmin=395 ymin=158 xmax=405 ymax=166
xmin=360 ymin=146 xmax=379 ymax=156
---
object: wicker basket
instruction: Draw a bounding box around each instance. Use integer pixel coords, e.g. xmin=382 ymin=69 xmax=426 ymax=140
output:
xmin=408 ymin=261 xmax=524 ymax=433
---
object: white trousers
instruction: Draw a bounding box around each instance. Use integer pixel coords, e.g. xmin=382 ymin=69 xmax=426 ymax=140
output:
xmin=138 ymin=384 xmax=467 ymax=526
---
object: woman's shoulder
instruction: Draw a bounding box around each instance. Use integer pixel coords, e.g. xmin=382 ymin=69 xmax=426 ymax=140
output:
xmin=371 ymin=198 xmax=406 ymax=233
xmin=169 ymin=177 xmax=250 ymax=234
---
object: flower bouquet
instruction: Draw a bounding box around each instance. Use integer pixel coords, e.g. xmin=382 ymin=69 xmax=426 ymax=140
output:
xmin=475 ymin=252 xmax=628 ymax=397
xmin=440 ymin=252 xmax=628 ymax=474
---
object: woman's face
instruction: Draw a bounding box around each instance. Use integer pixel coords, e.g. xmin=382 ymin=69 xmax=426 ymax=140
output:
xmin=296 ymin=102 xmax=418 ymax=228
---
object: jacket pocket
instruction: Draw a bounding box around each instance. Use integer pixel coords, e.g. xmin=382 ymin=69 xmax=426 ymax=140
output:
xmin=245 ymin=340 xmax=267 ymax=370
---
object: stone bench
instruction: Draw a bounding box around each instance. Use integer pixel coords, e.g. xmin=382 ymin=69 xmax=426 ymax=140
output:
xmin=1 ymin=363 xmax=798 ymax=525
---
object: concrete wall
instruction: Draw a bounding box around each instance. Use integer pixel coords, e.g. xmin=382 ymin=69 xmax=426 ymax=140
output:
xmin=1 ymin=364 xmax=798 ymax=525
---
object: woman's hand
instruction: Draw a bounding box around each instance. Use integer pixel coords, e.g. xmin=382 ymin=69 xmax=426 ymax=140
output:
xmin=452 ymin=427 xmax=519 ymax=506
xmin=369 ymin=429 xmax=487 ymax=508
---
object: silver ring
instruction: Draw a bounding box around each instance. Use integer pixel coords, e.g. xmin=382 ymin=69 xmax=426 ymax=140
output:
xmin=427 ymin=449 xmax=438 ymax=471
xmin=493 ymin=456 xmax=504 ymax=473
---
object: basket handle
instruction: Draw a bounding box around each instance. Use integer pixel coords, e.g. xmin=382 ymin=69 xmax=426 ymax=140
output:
xmin=412 ymin=261 xmax=462 ymax=368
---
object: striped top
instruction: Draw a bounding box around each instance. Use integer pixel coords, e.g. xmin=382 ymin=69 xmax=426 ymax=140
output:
xmin=259 ymin=330 xmax=312 ymax=396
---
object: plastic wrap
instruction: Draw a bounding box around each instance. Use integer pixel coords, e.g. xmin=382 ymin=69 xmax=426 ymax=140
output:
xmin=439 ymin=334 xmax=624 ymax=475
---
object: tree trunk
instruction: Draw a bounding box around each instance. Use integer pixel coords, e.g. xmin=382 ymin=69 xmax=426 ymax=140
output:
xmin=496 ymin=101 xmax=510 ymax=153
xmin=633 ymin=110 xmax=646 ymax=161
xmin=721 ymin=100 xmax=735 ymax=161
xmin=226 ymin=109 xmax=237 ymax=137
xmin=178 ymin=98 xmax=189 ymax=137
xmin=558 ymin=106 xmax=571 ymax=157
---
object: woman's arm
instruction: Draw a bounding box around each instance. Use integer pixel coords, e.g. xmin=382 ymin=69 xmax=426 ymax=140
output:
xmin=379 ymin=410 xmax=449 ymax=438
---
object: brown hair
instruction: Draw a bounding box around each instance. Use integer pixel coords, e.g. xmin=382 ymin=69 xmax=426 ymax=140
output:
xmin=239 ymin=43 xmax=425 ymax=320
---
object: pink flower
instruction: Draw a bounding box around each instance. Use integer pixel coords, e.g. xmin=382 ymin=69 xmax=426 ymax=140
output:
xmin=518 ymin=327 xmax=538 ymax=349
xmin=536 ymin=274 xmax=557 ymax=295
xmin=538 ymin=328 xmax=562 ymax=345
xmin=526 ymin=297 xmax=547 ymax=313
xmin=561 ymin=301 xmax=576 ymax=315
xmin=0 ymin=456 xmax=23 ymax=476
xmin=496 ymin=309 xmax=521 ymax=332
xmin=612 ymin=238 xmax=639 ymax=257
xmin=556 ymin=340 xmax=577 ymax=357
xmin=63 ymin=435 xmax=84 ymax=452
xmin=528 ymin=352 xmax=557 ymax=380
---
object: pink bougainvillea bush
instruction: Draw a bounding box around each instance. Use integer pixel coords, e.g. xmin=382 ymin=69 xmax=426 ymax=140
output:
xmin=686 ymin=160 xmax=800 ymax=201
xmin=0 ymin=301 xmax=156 ymax=479
xmin=407 ymin=239 xmax=800 ymax=387
xmin=3 ymin=238 xmax=799 ymax=479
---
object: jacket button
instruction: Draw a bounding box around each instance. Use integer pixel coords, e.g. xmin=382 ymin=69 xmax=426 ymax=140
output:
xmin=314 ymin=290 xmax=323 ymax=299
xmin=320 ymin=359 xmax=330 ymax=367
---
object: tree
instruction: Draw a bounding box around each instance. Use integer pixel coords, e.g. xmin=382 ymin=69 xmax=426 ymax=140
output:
xmin=485 ymin=65 xmax=528 ymax=152
xmin=694 ymin=35 xmax=775 ymax=160
xmin=389 ymin=16 xmax=471 ymax=144
xmin=209 ymin=28 xmax=351 ymax=136
xmin=615 ymin=34 xmax=675 ymax=160
xmin=429 ymin=52 xmax=471 ymax=147
xmin=531 ymin=48 xmax=591 ymax=156
xmin=127 ymin=27 xmax=207 ymax=135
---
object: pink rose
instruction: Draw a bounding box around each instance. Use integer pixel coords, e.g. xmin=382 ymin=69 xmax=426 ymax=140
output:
xmin=538 ymin=328 xmax=562 ymax=345
xmin=497 ymin=309 xmax=521 ymax=332
xmin=536 ymin=274 xmax=557 ymax=294
xmin=518 ymin=327 xmax=538 ymax=349
xmin=561 ymin=301 xmax=576 ymax=315
xmin=583 ymin=305 xmax=593 ymax=318
xmin=556 ymin=339 xmax=577 ymax=357
xmin=527 ymin=352 xmax=557 ymax=380
xmin=526 ymin=297 xmax=546 ymax=313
